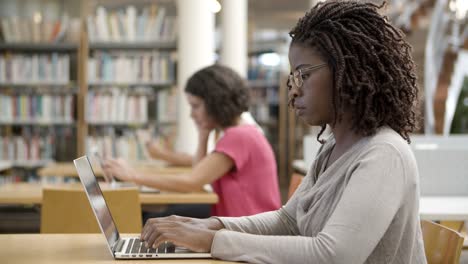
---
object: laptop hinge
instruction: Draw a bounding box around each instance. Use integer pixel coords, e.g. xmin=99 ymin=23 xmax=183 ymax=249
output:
xmin=112 ymin=239 xmax=125 ymax=253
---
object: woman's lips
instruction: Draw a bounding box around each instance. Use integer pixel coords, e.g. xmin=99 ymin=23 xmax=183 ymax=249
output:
xmin=295 ymin=106 xmax=306 ymax=115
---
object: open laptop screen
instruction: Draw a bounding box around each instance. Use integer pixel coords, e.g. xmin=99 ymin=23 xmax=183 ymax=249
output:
xmin=74 ymin=156 xmax=120 ymax=252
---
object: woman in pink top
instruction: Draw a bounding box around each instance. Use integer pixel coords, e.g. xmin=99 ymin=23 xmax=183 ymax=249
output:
xmin=103 ymin=65 xmax=281 ymax=217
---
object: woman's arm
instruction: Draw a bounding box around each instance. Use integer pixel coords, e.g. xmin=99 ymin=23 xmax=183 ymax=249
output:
xmin=214 ymin=207 xmax=299 ymax=236
xmin=146 ymin=141 xmax=194 ymax=166
xmin=192 ymin=128 xmax=211 ymax=166
xmin=146 ymin=128 xmax=213 ymax=167
xmin=127 ymin=152 xmax=234 ymax=192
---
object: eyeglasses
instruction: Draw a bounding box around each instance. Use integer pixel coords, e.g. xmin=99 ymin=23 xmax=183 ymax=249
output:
xmin=288 ymin=63 xmax=328 ymax=88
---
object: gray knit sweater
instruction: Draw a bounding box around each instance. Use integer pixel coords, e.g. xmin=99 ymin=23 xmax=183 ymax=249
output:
xmin=211 ymin=127 xmax=427 ymax=264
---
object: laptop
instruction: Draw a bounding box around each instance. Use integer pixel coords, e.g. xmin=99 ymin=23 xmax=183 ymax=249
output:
xmin=73 ymin=156 xmax=212 ymax=259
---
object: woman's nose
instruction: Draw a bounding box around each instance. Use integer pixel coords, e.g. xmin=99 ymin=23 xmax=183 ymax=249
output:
xmin=288 ymin=83 xmax=300 ymax=100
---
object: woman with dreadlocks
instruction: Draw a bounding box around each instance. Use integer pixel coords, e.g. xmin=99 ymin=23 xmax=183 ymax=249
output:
xmin=137 ymin=1 xmax=427 ymax=263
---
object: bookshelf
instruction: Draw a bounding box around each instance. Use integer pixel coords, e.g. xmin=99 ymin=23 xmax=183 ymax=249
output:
xmin=0 ymin=43 xmax=79 ymax=175
xmin=0 ymin=0 xmax=179 ymax=183
xmin=80 ymin=1 xmax=178 ymax=162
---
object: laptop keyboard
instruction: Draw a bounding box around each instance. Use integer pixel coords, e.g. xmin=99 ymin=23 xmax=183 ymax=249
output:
xmin=125 ymin=238 xmax=176 ymax=254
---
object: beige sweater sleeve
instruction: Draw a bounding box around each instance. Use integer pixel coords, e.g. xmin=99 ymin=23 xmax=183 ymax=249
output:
xmin=211 ymin=144 xmax=409 ymax=264
xmin=214 ymin=208 xmax=299 ymax=236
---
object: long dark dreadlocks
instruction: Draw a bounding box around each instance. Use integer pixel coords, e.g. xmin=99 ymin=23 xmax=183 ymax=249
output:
xmin=289 ymin=0 xmax=420 ymax=143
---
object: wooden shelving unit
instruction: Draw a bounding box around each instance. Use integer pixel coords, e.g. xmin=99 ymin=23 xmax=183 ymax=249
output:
xmin=0 ymin=43 xmax=79 ymax=52
xmin=88 ymin=41 xmax=176 ymax=50
xmin=0 ymin=44 xmax=79 ymax=169
xmin=77 ymin=0 xmax=178 ymax=160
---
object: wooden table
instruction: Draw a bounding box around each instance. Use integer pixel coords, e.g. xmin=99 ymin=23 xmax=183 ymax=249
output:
xmin=0 ymin=234 xmax=236 ymax=264
xmin=0 ymin=182 xmax=218 ymax=205
xmin=38 ymin=162 xmax=192 ymax=178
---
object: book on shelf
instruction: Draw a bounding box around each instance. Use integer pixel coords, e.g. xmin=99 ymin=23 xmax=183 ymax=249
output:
xmin=88 ymin=4 xmax=177 ymax=43
xmin=0 ymin=14 xmax=80 ymax=44
xmin=0 ymin=174 xmax=22 ymax=185
xmin=0 ymin=126 xmax=75 ymax=163
xmin=0 ymin=93 xmax=74 ymax=123
xmin=0 ymin=53 xmax=70 ymax=84
xmin=86 ymin=88 xmax=148 ymax=124
xmin=0 ymin=169 xmax=46 ymax=185
xmin=156 ymin=88 xmax=177 ymax=123
xmin=0 ymin=130 xmax=52 ymax=161
xmin=88 ymin=51 xmax=174 ymax=84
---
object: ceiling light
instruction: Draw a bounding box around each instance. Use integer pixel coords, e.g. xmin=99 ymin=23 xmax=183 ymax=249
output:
xmin=210 ymin=0 xmax=221 ymax=14
xmin=259 ymin=52 xmax=281 ymax=67
xmin=33 ymin=12 xmax=42 ymax=24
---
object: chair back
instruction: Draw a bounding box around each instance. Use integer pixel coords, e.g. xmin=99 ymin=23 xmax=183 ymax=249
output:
xmin=421 ymin=220 xmax=464 ymax=264
xmin=41 ymin=186 xmax=142 ymax=233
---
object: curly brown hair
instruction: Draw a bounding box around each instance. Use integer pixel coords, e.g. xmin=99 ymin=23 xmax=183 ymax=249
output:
xmin=185 ymin=65 xmax=250 ymax=128
xmin=289 ymin=0 xmax=420 ymax=143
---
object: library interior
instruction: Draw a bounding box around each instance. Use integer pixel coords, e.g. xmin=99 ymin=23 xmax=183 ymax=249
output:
xmin=0 ymin=0 xmax=467 ymax=263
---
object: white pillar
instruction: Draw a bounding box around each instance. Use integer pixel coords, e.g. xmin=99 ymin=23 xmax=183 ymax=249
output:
xmin=310 ymin=0 xmax=320 ymax=7
xmin=175 ymin=0 xmax=215 ymax=153
xmin=220 ymin=0 xmax=247 ymax=78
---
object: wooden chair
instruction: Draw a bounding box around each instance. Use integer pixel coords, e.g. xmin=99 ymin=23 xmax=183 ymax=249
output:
xmin=41 ymin=187 xmax=142 ymax=233
xmin=288 ymin=173 xmax=305 ymax=200
xmin=421 ymin=220 xmax=465 ymax=264
xmin=439 ymin=221 xmax=468 ymax=249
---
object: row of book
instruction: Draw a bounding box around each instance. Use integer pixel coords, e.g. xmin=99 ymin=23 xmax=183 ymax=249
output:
xmin=87 ymin=89 xmax=148 ymax=124
xmin=0 ymin=94 xmax=74 ymax=123
xmin=0 ymin=134 xmax=54 ymax=161
xmin=0 ymin=53 xmax=70 ymax=84
xmin=1 ymin=15 xmax=81 ymax=43
xmin=0 ymin=127 xmax=76 ymax=162
xmin=87 ymin=5 xmax=177 ymax=43
xmin=86 ymin=129 xmax=148 ymax=161
xmin=0 ymin=175 xmax=24 ymax=185
xmin=156 ymin=89 xmax=177 ymax=123
xmin=0 ymin=173 xmax=77 ymax=185
xmin=88 ymin=51 xmax=175 ymax=84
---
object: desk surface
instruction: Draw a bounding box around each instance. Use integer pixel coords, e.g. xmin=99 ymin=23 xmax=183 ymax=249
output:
xmin=38 ymin=162 xmax=192 ymax=177
xmin=0 ymin=182 xmax=218 ymax=205
xmin=0 ymin=234 xmax=235 ymax=264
